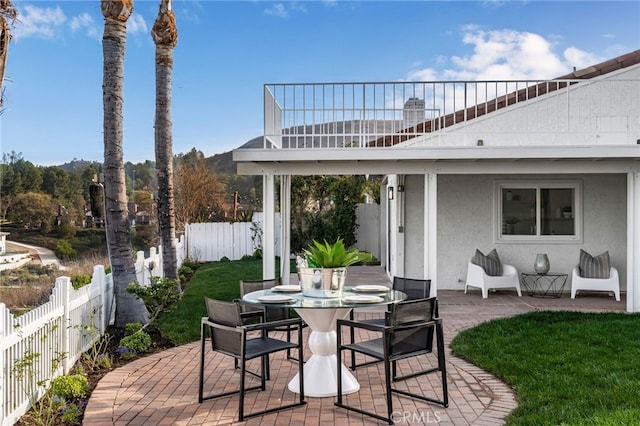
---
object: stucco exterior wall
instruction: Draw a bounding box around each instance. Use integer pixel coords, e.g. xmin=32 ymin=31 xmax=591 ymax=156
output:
xmin=442 ymin=174 xmax=626 ymax=291
xmin=402 ymin=174 xmax=627 ymax=292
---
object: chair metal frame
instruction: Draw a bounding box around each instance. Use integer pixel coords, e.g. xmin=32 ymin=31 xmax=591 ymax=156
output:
xmin=349 ymin=277 xmax=432 ymax=373
xmin=336 ymin=297 xmax=448 ymax=424
xmin=198 ymin=298 xmax=306 ymax=421
xmin=238 ymin=278 xmax=302 ymax=364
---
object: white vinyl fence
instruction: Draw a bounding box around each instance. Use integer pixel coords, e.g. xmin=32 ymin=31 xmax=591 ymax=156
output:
xmin=0 ymin=236 xmax=186 ymax=426
xmin=184 ymin=213 xmax=281 ymax=262
xmin=135 ymin=235 xmax=186 ymax=286
xmin=182 ymin=207 xmax=379 ymax=262
xmin=0 ymin=265 xmax=114 ymax=426
xmin=355 ymin=203 xmax=381 ymax=260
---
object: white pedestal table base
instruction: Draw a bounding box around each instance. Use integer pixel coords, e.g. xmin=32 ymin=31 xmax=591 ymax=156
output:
xmin=287 ymin=307 xmax=359 ymax=397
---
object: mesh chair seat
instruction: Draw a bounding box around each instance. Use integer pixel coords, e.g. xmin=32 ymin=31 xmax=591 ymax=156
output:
xmin=337 ymin=297 xmax=448 ymax=425
xmin=237 ymin=278 xmax=304 ymax=370
xmin=349 ymin=277 xmax=432 ymax=373
xmin=198 ymin=297 xmax=306 ymax=421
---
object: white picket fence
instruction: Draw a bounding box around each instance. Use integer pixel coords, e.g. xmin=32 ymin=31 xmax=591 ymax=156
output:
xmin=134 ymin=235 xmax=187 ymax=286
xmin=0 ymin=236 xmax=187 ymax=426
xmin=0 ymin=265 xmax=114 ymax=426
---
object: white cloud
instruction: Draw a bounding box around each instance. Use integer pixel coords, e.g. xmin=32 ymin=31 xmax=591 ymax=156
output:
xmin=446 ymin=29 xmax=568 ymax=80
xmin=407 ymin=28 xmax=599 ymax=82
xmin=127 ymin=13 xmax=148 ymax=35
xmin=12 ymin=4 xmax=66 ymax=40
xmin=406 ymin=68 xmax=439 ymax=81
xmin=70 ymin=12 xmax=99 ymax=39
xmin=291 ymin=2 xmax=308 ymax=14
xmin=563 ymin=47 xmax=600 ymax=70
xmin=264 ymin=4 xmax=289 ymax=19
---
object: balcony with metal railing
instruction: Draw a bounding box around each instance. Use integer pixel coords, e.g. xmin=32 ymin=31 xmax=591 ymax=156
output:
xmin=263 ymin=75 xmax=639 ymax=150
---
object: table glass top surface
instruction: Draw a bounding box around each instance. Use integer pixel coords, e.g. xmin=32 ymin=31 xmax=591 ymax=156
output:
xmin=242 ymin=286 xmax=407 ymax=308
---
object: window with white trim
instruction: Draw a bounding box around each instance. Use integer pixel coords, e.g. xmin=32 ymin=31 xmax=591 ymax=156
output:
xmin=497 ymin=181 xmax=582 ymax=242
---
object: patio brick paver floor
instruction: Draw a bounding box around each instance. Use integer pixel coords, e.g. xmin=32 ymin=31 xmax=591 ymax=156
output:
xmin=83 ymin=267 xmax=625 ymax=425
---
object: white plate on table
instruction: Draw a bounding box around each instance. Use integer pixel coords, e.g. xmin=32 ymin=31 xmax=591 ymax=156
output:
xmin=343 ymin=295 xmax=384 ymax=304
xmin=258 ymin=295 xmax=295 ymax=303
xmin=352 ymin=285 xmax=390 ymax=293
xmin=272 ymin=285 xmax=302 ymax=292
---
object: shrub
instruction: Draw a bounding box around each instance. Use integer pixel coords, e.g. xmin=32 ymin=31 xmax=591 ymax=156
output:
xmin=126 ymin=277 xmax=182 ymax=326
xmin=219 ymin=256 xmax=230 ymax=262
xmin=181 ymin=257 xmax=199 ymax=270
xmin=117 ymin=346 xmax=136 ymax=361
xmin=50 ymin=374 xmax=88 ymax=400
xmin=71 ymin=274 xmax=91 ymax=290
xmin=54 ymin=239 xmax=76 ymax=260
xmin=178 ymin=264 xmax=194 ymax=282
xmin=125 ymin=322 xmax=143 ymax=336
xmin=119 ymin=331 xmax=152 ymax=354
xmin=95 ymin=353 xmax=112 ymax=369
xmin=60 ymin=402 xmax=82 ymax=423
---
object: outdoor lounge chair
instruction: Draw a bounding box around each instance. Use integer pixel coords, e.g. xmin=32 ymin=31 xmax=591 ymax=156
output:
xmin=336 ymin=297 xmax=448 ymax=424
xmin=571 ymin=249 xmax=620 ymax=301
xmin=465 ymin=261 xmax=522 ymax=298
xmin=198 ymin=297 xmax=306 ymax=421
xmin=571 ymin=266 xmax=620 ymax=301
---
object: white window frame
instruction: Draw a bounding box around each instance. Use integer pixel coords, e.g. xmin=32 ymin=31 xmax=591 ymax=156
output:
xmin=495 ymin=180 xmax=583 ymax=244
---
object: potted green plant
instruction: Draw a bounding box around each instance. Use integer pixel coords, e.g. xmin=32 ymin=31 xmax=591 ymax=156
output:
xmin=297 ymin=238 xmax=372 ymax=298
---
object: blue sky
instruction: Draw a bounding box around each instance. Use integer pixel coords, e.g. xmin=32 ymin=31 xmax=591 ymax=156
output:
xmin=0 ymin=0 xmax=638 ymax=166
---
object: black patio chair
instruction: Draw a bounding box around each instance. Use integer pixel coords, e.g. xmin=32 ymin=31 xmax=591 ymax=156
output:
xmin=238 ymin=278 xmax=303 ymax=365
xmin=349 ymin=277 xmax=433 ymax=375
xmin=198 ymin=297 xmax=306 ymax=421
xmin=336 ymin=297 xmax=448 ymax=424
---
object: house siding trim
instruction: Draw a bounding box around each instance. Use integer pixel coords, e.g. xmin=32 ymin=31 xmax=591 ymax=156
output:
xmin=629 ymin=172 xmax=640 ymax=312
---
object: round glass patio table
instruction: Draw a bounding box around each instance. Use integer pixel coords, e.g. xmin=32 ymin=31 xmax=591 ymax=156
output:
xmin=242 ymin=286 xmax=407 ymax=398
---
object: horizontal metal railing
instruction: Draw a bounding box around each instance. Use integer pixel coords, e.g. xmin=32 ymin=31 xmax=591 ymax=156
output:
xmin=263 ymin=79 xmax=639 ymax=149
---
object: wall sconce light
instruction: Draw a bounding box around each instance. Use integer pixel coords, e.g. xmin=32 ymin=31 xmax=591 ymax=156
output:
xmin=388 ymin=187 xmax=394 ymax=200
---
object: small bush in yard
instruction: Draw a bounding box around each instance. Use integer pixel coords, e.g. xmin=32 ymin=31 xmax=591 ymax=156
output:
xmin=178 ymin=264 xmax=194 ymax=282
xmin=50 ymin=374 xmax=89 ymax=400
xmin=125 ymin=322 xmax=143 ymax=336
xmin=54 ymin=239 xmax=76 ymax=260
xmin=119 ymin=331 xmax=152 ymax=354
xmin=127 ymin=277 xmax=182 ymax=326
xmin=71 ymin=273 xmax=92 ymax=290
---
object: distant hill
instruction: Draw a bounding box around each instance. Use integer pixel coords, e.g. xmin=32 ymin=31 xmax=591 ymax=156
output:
xmin=205 ymin=136 xmax=264 ymax=175
xmin=57 ymin=160 xmax=101 ymax=173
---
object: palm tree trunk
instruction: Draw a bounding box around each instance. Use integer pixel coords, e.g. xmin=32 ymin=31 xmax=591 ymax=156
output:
xmin=102 ymin=0 xmax=149 ymax=327
xmin=0 ymin=1 xmax=17 ymax=108
xmin=152 ymin=0 xmax=178 ymax=281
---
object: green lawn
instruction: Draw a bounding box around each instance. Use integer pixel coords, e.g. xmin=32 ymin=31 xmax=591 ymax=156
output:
xmin=157 ymin=258 xmax=288 ymax=344
xmin=451 ymin=310 xmax=640 ymax=425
